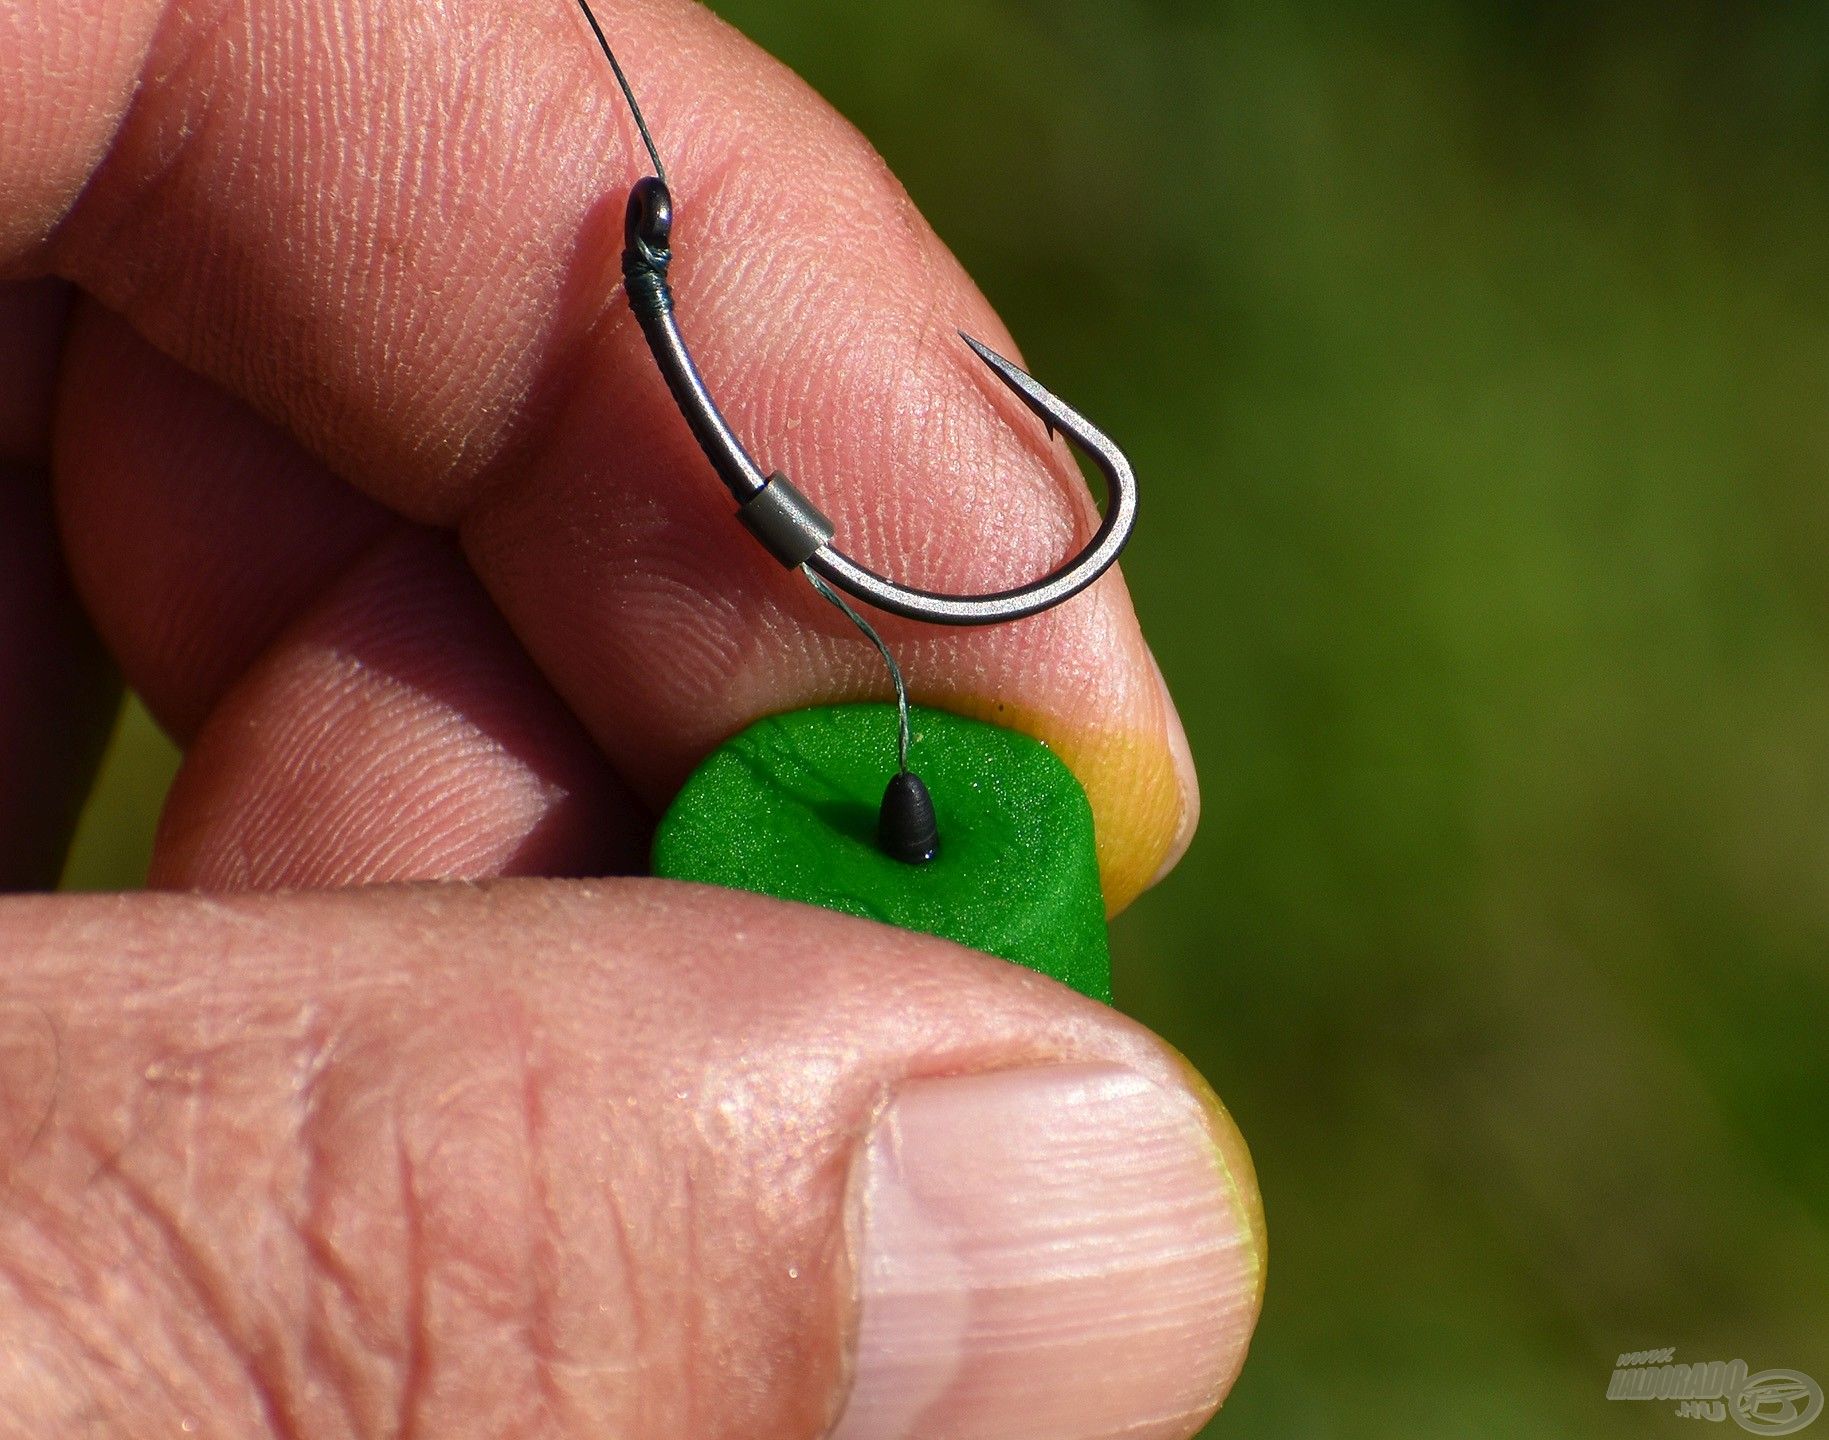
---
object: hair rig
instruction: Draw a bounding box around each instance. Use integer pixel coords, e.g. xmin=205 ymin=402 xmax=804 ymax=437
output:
xmin=573 ymin=0 xmax=1140 ymax=875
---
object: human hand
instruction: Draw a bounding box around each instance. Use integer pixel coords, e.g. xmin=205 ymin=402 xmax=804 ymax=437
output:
xmin=0 ymin=1 xmax=1264 ymax=1435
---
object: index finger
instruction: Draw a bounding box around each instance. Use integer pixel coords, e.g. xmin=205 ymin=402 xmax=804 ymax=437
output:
xmin=13 ymin=0 xmax=1196 ymax=908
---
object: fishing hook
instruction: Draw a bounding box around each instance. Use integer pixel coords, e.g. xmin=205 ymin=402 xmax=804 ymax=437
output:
xmin=570 ymin=0 xmax=1139 ymax=865
xmin=597 ymin=57 xmax=1137 ymax=627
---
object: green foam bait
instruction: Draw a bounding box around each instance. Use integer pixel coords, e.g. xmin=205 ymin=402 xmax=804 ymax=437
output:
xmin=653 ymin=704 xmax=1111 ymax=1002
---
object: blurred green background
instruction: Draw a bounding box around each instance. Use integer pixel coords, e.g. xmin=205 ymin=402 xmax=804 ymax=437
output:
xmin=60 ymin=0 xmax=1829 ymax=1434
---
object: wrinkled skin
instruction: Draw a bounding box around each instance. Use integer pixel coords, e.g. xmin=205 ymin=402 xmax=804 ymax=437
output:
xmin=0 ymin=2 xmax=1259 ymax=1436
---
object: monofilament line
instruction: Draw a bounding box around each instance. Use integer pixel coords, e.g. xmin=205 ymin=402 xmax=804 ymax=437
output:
xmin=572 ymin=0 xmax=669 ymax=188
xmin=807 ymin=568 xmax=914 ymax=776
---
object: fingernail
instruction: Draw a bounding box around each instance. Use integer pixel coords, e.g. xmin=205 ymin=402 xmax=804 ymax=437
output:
xmin=830 ymin=1062 xmax=1261 ymax=1440
xmin=1147 ymin=649 xmax=1199 ymax=888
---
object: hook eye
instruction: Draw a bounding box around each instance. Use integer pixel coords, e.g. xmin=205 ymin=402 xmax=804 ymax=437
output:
xmin=625 ymin=176 xmax=673 ymax=255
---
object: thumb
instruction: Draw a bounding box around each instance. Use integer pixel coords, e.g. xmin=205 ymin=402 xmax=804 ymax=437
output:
xmin=0 ymin=881 xmax=1263 ymax=1439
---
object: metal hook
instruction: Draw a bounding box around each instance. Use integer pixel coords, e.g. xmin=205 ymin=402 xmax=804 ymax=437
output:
xmin=619 ymin=177 xmax=1137 ymax=627
xmin=570 ymin=0 xmax=1135 ymax=626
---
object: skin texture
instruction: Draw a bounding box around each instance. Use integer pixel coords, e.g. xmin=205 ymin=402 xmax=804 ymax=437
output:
xmin=14 ymin=0 xmax=1195 ymax=907
xmin=0 ymin=1 xmax=1257 ymax=1435
xmin=0 ymin=882 xmax=1259 ymax=1439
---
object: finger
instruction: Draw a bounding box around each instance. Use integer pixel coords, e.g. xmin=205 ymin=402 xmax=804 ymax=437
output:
xmin=0 ymin=881 xmax=1265 ymax=1439
xmin=150 ymin=528 xmax=647 ymax=888
xmin=0 ymin=1 xmax=170 ymax=262
xmin=56 ymin=307 xmax=645 ymax=887
xmin=54 ymin=302 xmax=394 ymax=742
xmin=23 ymin=0 xmax=1196 ymax=909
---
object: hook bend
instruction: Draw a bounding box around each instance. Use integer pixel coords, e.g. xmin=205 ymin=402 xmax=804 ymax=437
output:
xmin=621 ymin=178 xmax=1137 ymax=626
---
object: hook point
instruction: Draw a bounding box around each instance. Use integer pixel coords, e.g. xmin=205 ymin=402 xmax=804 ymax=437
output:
xmin=960 ymin=331 xmax=1059 ymax=439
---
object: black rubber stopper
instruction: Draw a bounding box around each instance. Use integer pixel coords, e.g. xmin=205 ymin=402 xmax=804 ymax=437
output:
xmin=878 ymin=770 xmax=940 ymax=865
